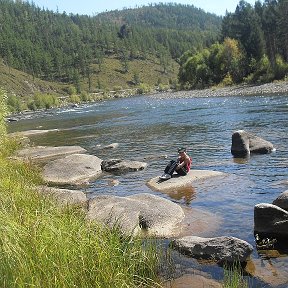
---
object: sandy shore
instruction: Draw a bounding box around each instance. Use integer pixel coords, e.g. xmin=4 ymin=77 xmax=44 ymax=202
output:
xmin=149 ymin=81 xmax=288 ymax=99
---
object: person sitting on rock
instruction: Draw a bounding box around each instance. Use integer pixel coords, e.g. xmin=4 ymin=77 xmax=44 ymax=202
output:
xmin=160 ymin=147 xmax=192 ymax=180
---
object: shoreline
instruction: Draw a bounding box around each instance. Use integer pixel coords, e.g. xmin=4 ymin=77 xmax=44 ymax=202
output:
xmin=149 ymin=81 xmax=288 ymax=99
xmin=6 ymin=81 xmax=288 ymax=121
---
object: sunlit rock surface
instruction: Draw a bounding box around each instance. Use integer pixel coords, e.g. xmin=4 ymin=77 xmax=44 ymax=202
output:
xmin=172 ymin=236 xmax=253 ymax=263
xmin=16 ymin=145 xmax=87 ymax=162
xmin=87 ymin=193 xmax=185 ymax=238
xmin=43 ymin=154 xmax=102 ymax=185
xmin=147 ymin=170 xmax=225 ymax=192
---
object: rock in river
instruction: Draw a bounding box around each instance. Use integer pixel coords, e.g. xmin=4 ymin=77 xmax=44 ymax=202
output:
xmin=172 ymin=236 xmax=253 ymax=263
xmin=87 ymin=193 xmax=185 ymax=237
xmin=38 ymin=186 xmax=87 ymax=208
xmin=16 ymin=145 xmax=87 ymax=162
xmin=272 ymin=190 xmax=288 ymax=211
xmin=231 ymin=130 xmax=274 ymax=157
xmin=254 ymin=203 xmax=288 ymax=237
xmin=43 ymin=154 xmax=102 ymax=185
xmin=101 ymin=159 xmax=147 ymax=173
xmin=147 ymin=170 xmax=225 ymax=192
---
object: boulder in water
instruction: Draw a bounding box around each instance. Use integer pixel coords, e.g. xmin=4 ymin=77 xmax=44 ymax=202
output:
xmin=231 ymin=130 xmax=274 ymax=157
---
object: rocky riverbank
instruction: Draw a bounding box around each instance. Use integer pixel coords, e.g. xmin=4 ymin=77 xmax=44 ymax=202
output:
xmin=149 ymin=81 xmax=288 ymax=99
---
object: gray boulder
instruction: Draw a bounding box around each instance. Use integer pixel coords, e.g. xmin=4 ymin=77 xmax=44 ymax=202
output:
xmin=43 ymin=154 xmax=102 ymax=185
xmin=16 ymin=145 xmax=87 ymax=162
xmin=87 ymin=193 xmax=185 ymax=237
xmin=272 ymin=190 xmax=288 ymax=211
xmin=147 ymin=170 xmax=225 ymax=192
xmin=254 ymin=203 xmax=288 ymax=237
xmin=231 ymin=130 xmax=274 ymax=157
xmin=38 ymin=186 xmax=87 ymax=209
xmin=172 ymin=236 xmax=253 ymax=263
xmin=101 ymin=159 xmax=147 ymax=173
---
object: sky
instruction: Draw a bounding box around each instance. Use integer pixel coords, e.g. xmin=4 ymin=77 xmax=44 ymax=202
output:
xmin=28 ymin=0 xmax=257 ymax=16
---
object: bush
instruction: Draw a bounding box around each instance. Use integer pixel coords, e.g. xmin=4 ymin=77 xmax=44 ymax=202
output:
xmin=137 ymin=83 xmax=152 ymax=94
xmin=69 ymin=94 xmax=81 ymax=103
xmin=27 ymin=93 xmax=60 ymax=111
xmin=7 ymin=94 xmax=23 ymax=113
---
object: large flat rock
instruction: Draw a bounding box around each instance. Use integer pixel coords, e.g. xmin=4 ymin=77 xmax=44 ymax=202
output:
xmin=147 ymin=170 xmax=225 ymax=192
xmin=9 ymin=129 xmax=59 ymax=137
xmin=87 ymin=193 xmax=185 ymax=238
xmin=16 ymin=146 xmax=87 ymax=162
xmin=43 ymin=154 xmax=102 ymax=185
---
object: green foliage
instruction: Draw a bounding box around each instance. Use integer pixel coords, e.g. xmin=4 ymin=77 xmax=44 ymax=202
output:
xmin=27 ymin=93 xmax=60 ymax=111
xmin=0 ymin=0 xmax=220 ymax=89
xmin=69 ymin=94 xmax=81 ymax=103
xmin=6 ymin=94 xmax=23 ymax=113
xmin=67 ymin=86 xmax=77 ymax=95
xmin=137 ymin=83 xmax=152 ymax=94
xmin=223 ymin=262 xmax=249 ymax=288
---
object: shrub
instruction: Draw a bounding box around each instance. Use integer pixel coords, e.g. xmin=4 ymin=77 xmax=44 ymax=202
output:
xmin=69 ymin=94 xmax=81 ymax=103
xmin=137 ymin=83 xmax=152 ymax=94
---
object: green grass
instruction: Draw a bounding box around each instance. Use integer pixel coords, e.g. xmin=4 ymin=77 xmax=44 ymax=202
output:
xmin=0 ymin=90 xmax=161 ymax=288
xmin=223 ymin=262 xmax=249 ymax=288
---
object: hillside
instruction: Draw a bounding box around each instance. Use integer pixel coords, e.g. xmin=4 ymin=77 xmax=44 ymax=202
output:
xmin=0 ymin=1 xmax=221 ymax=97
xmin=0 ymin=58 xmax=67 ymax=97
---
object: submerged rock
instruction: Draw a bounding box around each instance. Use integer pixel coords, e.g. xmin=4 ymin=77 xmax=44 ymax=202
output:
xmin=231 ymin=130 xmax=274 ymax=157
xmin=147 ymin=170 xmax=225 ymax=192
xmin=9 ymin=129 xmax=59 ymax=137
xmin=43 ymin=153 xmax=102 ymax=185
xmin=172 ymin=236 xmax=253 ymax=263
xmin=16 ymin=145 xmax=87 ymax=162
xmin=101 ymin=159 xmax=147 ymax=173
xmin=87 ymin=193 xmax=185 ymax=237
xmin=272 ymin=190 xmax=288 ymax=211
xmin=254 ymin=203 xmax=288 ymax=237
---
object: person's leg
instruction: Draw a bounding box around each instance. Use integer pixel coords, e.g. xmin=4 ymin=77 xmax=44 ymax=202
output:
xmin=164 ymin=160 xmax=178 ymax=176
xmin=176 ymin=166 xmax=188 ymax=176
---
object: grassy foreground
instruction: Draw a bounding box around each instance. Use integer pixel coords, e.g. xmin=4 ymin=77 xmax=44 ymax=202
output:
xmin=0 ymin=89 xmax=160 ymax=287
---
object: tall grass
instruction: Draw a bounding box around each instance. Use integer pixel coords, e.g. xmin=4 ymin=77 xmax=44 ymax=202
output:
xmin=223 ymin=262 xmax=249 ymax=288
xmin=0 ymin=89 xmax=160 ymax=287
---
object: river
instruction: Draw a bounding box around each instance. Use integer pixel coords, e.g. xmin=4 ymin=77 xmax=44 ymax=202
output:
xmin=8 ymin=94 xmax=288 ymax=287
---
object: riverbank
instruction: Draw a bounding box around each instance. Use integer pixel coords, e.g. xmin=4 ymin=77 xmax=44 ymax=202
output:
xmin=150 ymin=81 xmax=288 ymax=99
xmin=6 ymin=80 xmax=288 ymax=122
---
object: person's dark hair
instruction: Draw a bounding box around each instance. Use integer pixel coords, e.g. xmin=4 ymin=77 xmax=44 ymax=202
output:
xmin=178 ymin=147 xmax=186 ymax=153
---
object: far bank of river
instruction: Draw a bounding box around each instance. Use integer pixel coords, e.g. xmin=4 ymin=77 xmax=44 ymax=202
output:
xmin=150 ymin=81 xmax=288 ymax=99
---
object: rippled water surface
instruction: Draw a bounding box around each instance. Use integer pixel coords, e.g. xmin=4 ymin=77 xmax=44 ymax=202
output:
xmin=8 ymin=94 xmax=288 ymax=287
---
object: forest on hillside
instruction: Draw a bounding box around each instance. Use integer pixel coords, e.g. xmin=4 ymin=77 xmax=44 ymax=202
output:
xmin=179 ymin=0 xmax=288 ymax=88
xmin=0 ymin=0 xmax=221 ymax=90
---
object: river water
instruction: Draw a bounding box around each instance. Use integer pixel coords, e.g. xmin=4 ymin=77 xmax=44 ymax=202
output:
xmin=8 ymin=94 xmax=288 ymax=287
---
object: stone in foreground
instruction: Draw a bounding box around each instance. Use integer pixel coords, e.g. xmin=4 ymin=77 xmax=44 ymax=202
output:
xmin=231 ymin=130 xmax=274 ymax=157
xmin=172 ymin=236 xmax=253 ymax=263
xmin=254 ymin=203 xmax=288 ymax=237
xmin=43 ymin=154 xmax=102 ymax=185
xmin=9 ymin=129 xmax=59 ymax=137
xmin=38 ymin=186 xmax=87 ymax=208
xmin=147 ymin=170 xmax=225 ymax=192
xmin=101 ymin=159 xmax=147 ymax=173
xmin=16 ymin=145 xmax=87 ymax=162
xmin=87 ymin=193 xmax=185 ymax=237
xmin=272 ymin=190 xmax=288 ymax=211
